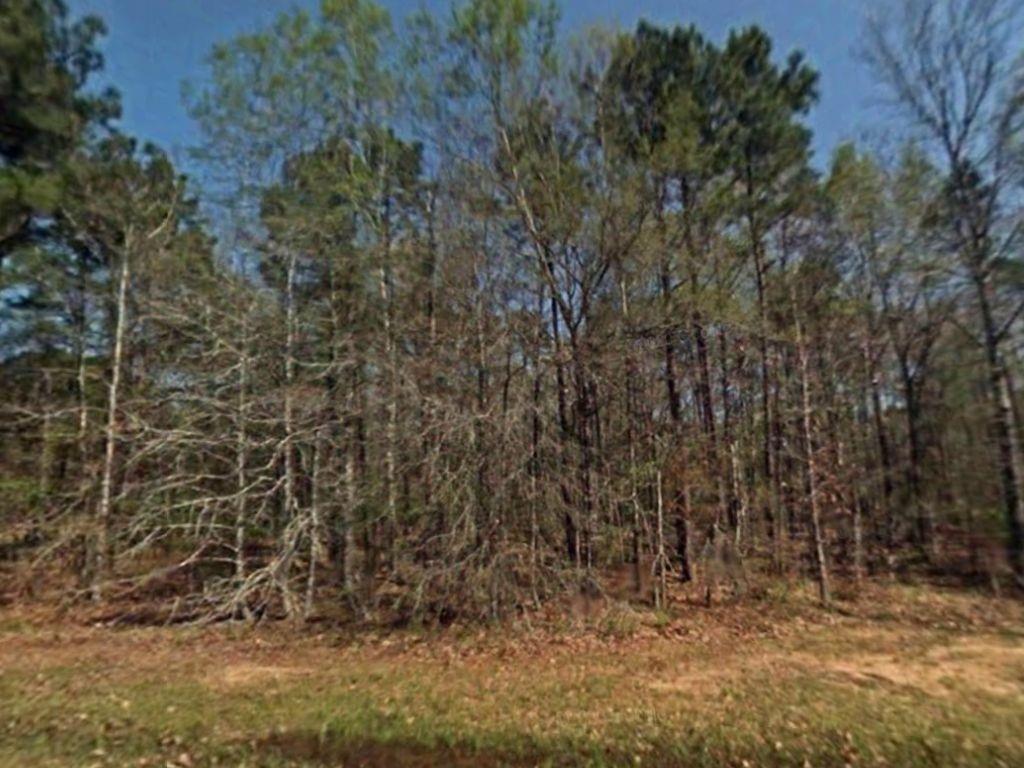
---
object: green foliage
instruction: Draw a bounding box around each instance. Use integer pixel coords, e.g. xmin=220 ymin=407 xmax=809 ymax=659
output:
xmin=602 ymin=22 xmax=713 ymax=170
xmin=186 ymin=0 xmax=398 ymax=181
xmin=450 ymin=0 xmax=558 ymax=76
xmin=0 ymin=0 xmax=118 ymax=252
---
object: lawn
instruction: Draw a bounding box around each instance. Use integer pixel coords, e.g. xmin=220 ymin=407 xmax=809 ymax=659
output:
xmin=2 ymin=582 xmax=1023 ymax=767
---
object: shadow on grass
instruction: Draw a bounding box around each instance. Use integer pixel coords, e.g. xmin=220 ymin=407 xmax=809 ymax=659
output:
xmin=259 ymin=730 xmax=558 ymax=767
xmin=256 ymin=728 xmax=740 ymax=768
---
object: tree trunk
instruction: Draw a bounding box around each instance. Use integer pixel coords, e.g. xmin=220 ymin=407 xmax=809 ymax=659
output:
xmin=37 ymin=370 xmax=54 ymax=503
xmin=379 ymin=256 xmax=398 ymax=565
xmin=234 ymin=312 xmax=249 ymax=582
xmin=660 ymin=259 xmax=682 ymax=424
xmin=305 ymin=430 xmax=323 ymax=618
xmin=279 ymin=252 xmax=300 ymax=618
xmin=976 ymin=271 xmax=1024 ymax=585
xmin=550 ymin=294 xmax=578 ymax=565
xmin=752 ymin=238 xmax=779 ymax=548
xmin=793 ymin=288 xmax=830 ymax=605
xmin=94 ymin=243 xmax=131 ymax=601
xmin=898 ymin=364 xmax=934 ymax=557
xmin=865 ymin=340 xmax=896 ymax=575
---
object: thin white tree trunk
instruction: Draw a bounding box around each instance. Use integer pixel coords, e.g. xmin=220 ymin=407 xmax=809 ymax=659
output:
xmin=654 ymin=470 xmax=668 ymax=609
xmin=234 ymin=311 xmax=249 ymax=581
xmin=305 ymin=430 xmax=323 ymax=618
xmin=379 ymin=259 xmax=398 ymax=562
xmin=343 ymin=443 xmax=358 ymax=598
xmin=279 ymin=252 xmax=300 ymax=618
xmin=794 ymin=298 xmax=830 ymax=606
xmin=94 ymin=239 xmax=131 ymax=600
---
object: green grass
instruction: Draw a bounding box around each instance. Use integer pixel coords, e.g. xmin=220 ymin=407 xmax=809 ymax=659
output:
xmin=2 ymin=584 xmax=1024 ymax=767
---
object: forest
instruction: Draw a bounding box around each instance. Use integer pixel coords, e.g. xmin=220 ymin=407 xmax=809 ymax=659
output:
xmin=2 ymin=0 xmax=1024 ymax=626
xmin=6 ymin=1 xmax=1024 ymax=766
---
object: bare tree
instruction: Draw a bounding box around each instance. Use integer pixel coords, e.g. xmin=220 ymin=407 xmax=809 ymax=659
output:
xmin=865 ymin=0 xmax=1024 ymax=584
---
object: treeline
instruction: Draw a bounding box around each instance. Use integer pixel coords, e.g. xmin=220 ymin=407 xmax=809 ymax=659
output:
xmin=2 ymin=0 xmax=1023 ymax=621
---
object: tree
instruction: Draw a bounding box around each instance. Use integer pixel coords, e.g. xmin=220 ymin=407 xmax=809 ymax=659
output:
xmin=0 ymin=0 xmax=117 ymax=263
xmin=865 ymin=0 xmax=1024 ymax=584
xmin=9 ymin=0 xmax=1024 ymax=622
xmin=61 ymin=137 xmax=197 ymax=596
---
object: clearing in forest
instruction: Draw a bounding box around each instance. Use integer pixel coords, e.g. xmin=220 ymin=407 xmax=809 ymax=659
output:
xmin=2 ymin=582 xmax=1023 ymax=768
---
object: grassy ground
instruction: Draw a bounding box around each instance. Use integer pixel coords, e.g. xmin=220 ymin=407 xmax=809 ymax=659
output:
xmin=1 ymin=581 xmax=1023 ymax=767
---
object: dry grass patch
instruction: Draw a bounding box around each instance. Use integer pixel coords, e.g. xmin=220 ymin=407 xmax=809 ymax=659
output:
xmin=2 ymin=580 xmax=1023 ymax=767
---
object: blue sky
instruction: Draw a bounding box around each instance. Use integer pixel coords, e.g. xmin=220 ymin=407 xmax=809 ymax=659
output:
xmin=68 ymin=0 xmax=878 ymax=170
